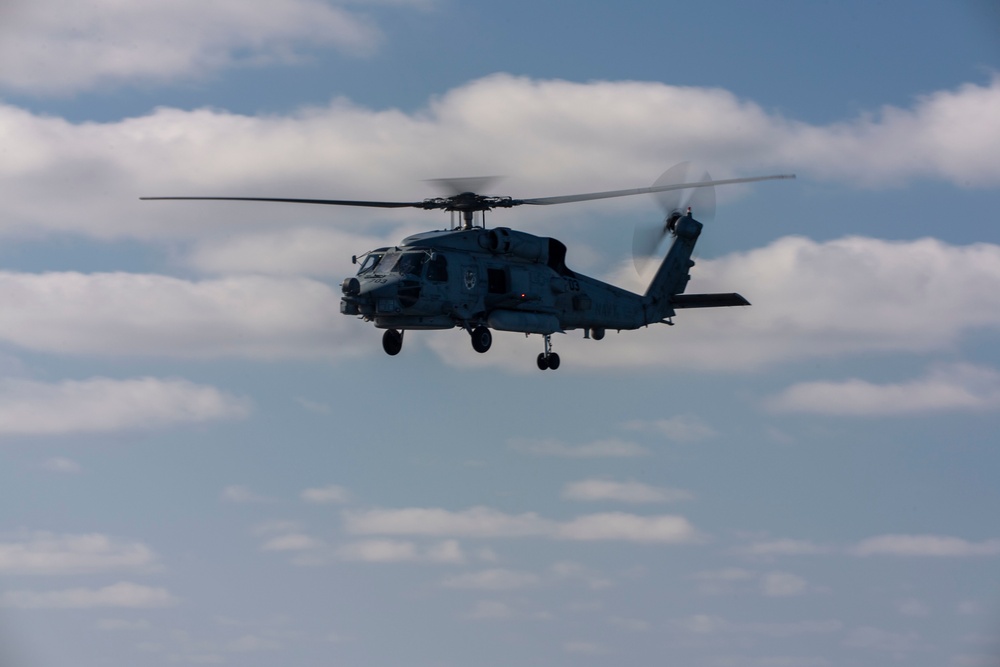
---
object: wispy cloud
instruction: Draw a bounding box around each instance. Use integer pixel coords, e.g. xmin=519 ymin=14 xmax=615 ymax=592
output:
xmin=336 ymin=539 xmax=465 ymax=564
xmin=300 ymin=485 xmax=352 ymax=504
xmin=0 ymin=532 xmax=157 ymax=575
xmin=692 ymin=568 xmax=814 ymax=597
xmin=737 ymin=534 xmax=1000 ymax=558
xmin=343 ymin=506 xmax=552 ymax=538
xmin=441 ymin=568 xmax=541 ymax=591
xmin=850 ymin=535 xmax=1000 ymax=557
xmin=41 ymin=457 xmax=82 ymax=474
xmin=508 ymin=437 xmax=648 ymax=458
xmin=343 ymin=506 xmax=703 ymax=544
xmin=767 ymin=363 xmax=1000 ymax=416
xmin=561 ymin=479 xmax=693 ymax=504
xmin=1 ymin=582 xmax=177 ymax=609
xmin=0 ymin=376 xmax=249 ymax=435
xmin=221 ymin=485 xmax=276 ymax=505
xmin=622 ymin=416 xmax=717 ymax=442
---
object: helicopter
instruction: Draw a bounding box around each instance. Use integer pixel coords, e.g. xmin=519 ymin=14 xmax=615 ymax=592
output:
xmin=142 ymin=163 xmax=793 ymax=370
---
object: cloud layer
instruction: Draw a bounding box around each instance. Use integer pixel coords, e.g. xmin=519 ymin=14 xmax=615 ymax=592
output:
xmin=0 ymin=233 xmax=998 ymax=373
xmin=1 ymin=75 xmax=998 ymax=245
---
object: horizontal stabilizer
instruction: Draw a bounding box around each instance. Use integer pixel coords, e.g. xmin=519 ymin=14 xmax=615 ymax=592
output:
xmin=671 ymin=293 xmax=750 ymax=309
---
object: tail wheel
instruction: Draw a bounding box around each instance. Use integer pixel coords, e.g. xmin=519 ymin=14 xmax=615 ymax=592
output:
xmin=382 ymin=329 xmax=403 ymax=356
xmin=471 ymin=326 xmax=492 ymax=353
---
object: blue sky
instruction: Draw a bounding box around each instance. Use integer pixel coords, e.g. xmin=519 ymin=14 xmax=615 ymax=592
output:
xmin=0 ymin=1 xmax=999 ymax=666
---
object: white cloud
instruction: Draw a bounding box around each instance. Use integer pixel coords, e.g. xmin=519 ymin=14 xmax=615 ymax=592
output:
xmin=1 ymin=581 xmax=177 ymax=609
xmin=0 ymin=532 xmax=157 ymax=575
xmin=767 ymin=363 xmax=1000 ymax=416
xmin=692 ymin=568 xmax=757 ymax=595
xmin=221 ymin=485 xmax=275 ymax=505
xmin=465 ymin=600 xmax=514 ymax=620
xmin=549 ymin=561 xmax=612 ymax=590
xmin=508 ymin=437 xmax=649 ymax=458
xmin=737 ymin=539 xmax=831 ymax=557
xmin=2 ymin=76 xmax=998 ymax=245
xmin=252 ymin=520 xmax=303 ymax=536
xmin=673 ymin=615 xmax=843 ymax=638
xmin=692 ymin=568 xmax=812 ymax=597
xmin=561 ymin=479 xmax=693 ymax=504
xmin=761 ymin=571 xmax=808 ymax=597
xmin=41 ymin=457 xmax=82 ymax=474
xmin=0 ymin=0 xmax=396 ymax=94
xmin=554 ymin=513 xmax=702 ymax=544
xmin=851 ymin=534 xmax=1000 ymax=557
xmin=300 ymin=485 xmax=352 ymax=504
xmin=441 ymin=569 xmax=541 ymax=591
xmin=843 ymin=626 xmax=923 ymax=657
xmin=187 ymin=227 xmax=400 ymax=278
xmin=343 ymin=506 xmax=704 ymax=544
xmin=260 ymin=534 xmax=324 ymax=552
xmin=342 ymin=506 xmax=553 ymax=538
xmin=0 ymin=272 xmax=355 ymax=360
xmin=896 ymin=598 xmax=931 ymax=617
xmin=97 ymin=618 xmax=152 ymax=631
xmin=622 ymin=416 xmax=717 ymax=442
xmin=563 ymin=640 xmax=607 ymax=655
xmin=335 ymin=539 xmax=465 ymax=564
xmin=591 ymin=235 xmax=1000 ymax=371
xmin=608 ymin=616 xmax=650 ymax=632
xmin=226 ymin=634 xmax=281 ymax=653
xmin=0 ymin=376 xmax=248 ymax=436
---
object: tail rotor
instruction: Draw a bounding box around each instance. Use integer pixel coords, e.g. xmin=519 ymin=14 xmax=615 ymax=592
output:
xmin=633 ymin=162 xmax=716 ymax=274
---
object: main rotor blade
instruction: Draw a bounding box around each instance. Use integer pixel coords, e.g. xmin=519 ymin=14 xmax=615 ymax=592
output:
xmin=139 ymin=196 xmax=423 ymax=208
xmin=516 ymin=174 xmax=795 ymax=206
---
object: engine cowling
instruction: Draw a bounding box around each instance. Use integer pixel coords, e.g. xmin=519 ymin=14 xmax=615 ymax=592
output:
xmin=487 ymin=227 xmax=548 ymax=263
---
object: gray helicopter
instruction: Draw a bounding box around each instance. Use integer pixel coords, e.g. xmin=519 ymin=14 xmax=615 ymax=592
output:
xmin=143 ymin=164 xmax=793 ymax=370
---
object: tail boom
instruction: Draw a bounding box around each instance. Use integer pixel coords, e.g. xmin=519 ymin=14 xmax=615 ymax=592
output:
xmin=641 ymin=214 xmax=749 ymax=324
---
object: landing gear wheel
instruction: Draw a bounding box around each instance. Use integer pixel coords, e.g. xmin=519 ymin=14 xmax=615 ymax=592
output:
xmin=470 ymin=326 xmax=492 ymax=353
xmin=382 ymin=329 xmax=403 ymax=356
xmin=536 ymin=333 xmax=560 ymax=370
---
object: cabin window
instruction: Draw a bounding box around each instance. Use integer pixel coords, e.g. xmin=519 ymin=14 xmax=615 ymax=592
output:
xmin=487 ymin=268 xmax=507 ymax=294
xmin=427 ymin=254 xmax=448 ymax=282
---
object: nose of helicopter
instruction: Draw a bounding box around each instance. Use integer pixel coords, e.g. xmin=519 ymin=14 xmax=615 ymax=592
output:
xmin=340 ymin=274 xmax=420 ymax=316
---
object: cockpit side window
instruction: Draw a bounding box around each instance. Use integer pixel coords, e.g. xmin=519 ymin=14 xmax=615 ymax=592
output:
xmin=426 ymin=254 xmax=448 ymax=282
xmin=395 ymin=253 xmax=426 ymax=276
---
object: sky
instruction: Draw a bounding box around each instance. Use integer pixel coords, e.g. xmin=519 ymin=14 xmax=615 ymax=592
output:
xmin=0 ymin=1 xmax=999 ymax=666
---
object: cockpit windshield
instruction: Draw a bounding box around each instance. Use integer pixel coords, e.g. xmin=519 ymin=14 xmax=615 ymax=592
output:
xmin=357 ymin=252 xmax=385 ymax=275
xmin=371 ymin=251 xmax=426 ymax=277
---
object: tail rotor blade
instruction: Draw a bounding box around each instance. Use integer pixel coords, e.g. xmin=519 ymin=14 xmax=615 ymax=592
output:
xmin=633 ymin=162 xmax=717 ymax=274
